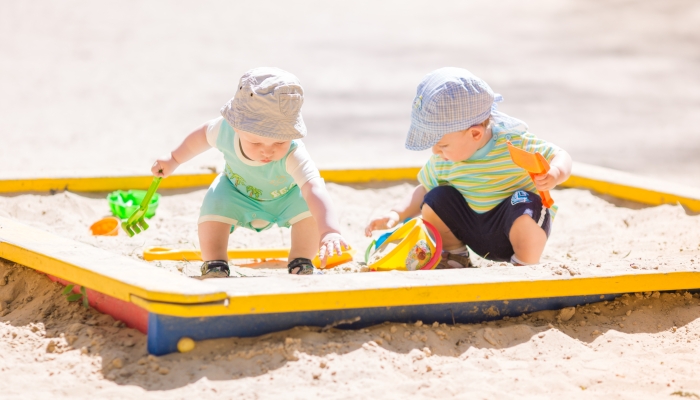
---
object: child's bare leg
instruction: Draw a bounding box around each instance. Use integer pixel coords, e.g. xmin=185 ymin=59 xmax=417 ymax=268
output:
xmin=421 ymin=204 xmax=464 ymax=251
xmin=289 ymin=216 xmax=319 ymax=261
xmin=198 ymin=221 xmax=231 ymax=261
xmin=287 ymin=216 xmax=319 ymax=274
xmin=509 ymin=215 xmax=547 ymax=264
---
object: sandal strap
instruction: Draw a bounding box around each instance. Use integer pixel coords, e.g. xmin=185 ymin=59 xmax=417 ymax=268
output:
xmin=436 ymin=251 xmax=474 ymax=269
xmin=201 ymin=260 xmax=230 ymax=276
xmin=288 ymin=258 xmax=314 ymax=275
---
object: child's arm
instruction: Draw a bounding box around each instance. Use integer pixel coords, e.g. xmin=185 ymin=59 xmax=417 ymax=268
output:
xmin=151 ymin=123 xmax=212 ymax=177
xmin=364 ymin=184 xmax=427 ymax=236
xmin=533 ymin=150 xmax=573 ymax=191
xmin=300 ymin=178 xmax=349 ymax=263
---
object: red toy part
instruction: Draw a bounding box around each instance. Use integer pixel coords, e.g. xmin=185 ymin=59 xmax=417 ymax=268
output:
xmin=420 ymin=220 xmax=443 ymax=270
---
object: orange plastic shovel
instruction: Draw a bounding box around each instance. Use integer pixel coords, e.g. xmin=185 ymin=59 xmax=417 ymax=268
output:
xmin=506 ymin=141 xmax=554 ymax=208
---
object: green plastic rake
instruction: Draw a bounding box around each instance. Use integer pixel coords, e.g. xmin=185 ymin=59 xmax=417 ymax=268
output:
xmin=122 ymin=177 xmax=162 ymax=237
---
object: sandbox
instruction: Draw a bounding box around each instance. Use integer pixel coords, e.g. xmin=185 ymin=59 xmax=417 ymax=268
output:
xmin=1 ymin=163 xmax=699 ymax=355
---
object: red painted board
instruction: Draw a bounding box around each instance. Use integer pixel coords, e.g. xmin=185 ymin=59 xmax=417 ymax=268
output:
xmin=47 ymin=275 xmax=149 ymax=334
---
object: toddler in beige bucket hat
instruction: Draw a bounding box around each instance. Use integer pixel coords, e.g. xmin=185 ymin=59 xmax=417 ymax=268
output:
xmin=221 ymin=67 xmax=307 ymax=140
xmin=152 ymin=67 xmax=349 ymax=278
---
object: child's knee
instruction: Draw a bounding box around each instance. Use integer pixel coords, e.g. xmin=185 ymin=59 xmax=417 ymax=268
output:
xmin=510 ymin=214 xmax=547 ymax=240
xmin=420 ymin=203 xmax=450 ymax=231
xmin=509 ymin=215 xmax=547 ymax=263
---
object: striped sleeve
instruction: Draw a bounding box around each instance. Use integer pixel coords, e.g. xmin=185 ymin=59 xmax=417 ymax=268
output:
xmin=417 ymin=156 xmax=440 ymax=191
xmin=520 ymin=132 xmax=561 ymax=162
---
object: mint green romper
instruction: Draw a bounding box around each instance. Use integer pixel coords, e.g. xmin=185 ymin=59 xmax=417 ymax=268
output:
xmin=198 ymin=120 xmax=314 ymax=232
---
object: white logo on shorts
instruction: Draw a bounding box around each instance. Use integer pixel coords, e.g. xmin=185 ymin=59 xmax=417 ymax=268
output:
xmin=511 ymin=191 xmax=531 ymax=205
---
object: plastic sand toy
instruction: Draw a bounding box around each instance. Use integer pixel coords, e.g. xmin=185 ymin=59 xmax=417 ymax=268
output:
xmin=143 ymin=246 xmax=356 ymax=269
xmin=506 ymin=141 xmax=555 ymax=208
xmin=120 ymin=177 xmax=162 ymax=237
xmin=365 ymin=218 xmax=442 ymax=271
xmin=108 ymin=188 xmax=161 ymax=221
xmin=88 ymin=217 xmax=120 ymax=236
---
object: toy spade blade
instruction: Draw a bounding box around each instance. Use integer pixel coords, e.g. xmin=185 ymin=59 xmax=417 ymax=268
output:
xmin=121 ymin=177 xmax=161 ymax=237
xmin=506 ymin=141 xmax=554 ymax=208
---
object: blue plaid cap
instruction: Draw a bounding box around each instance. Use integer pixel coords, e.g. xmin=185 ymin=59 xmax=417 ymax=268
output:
xmin=406 ymin=67 xmax=503 ymax=151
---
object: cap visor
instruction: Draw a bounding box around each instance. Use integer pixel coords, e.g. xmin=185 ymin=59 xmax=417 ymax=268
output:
xmin=404 ymin=123 xmax=436 ymax=151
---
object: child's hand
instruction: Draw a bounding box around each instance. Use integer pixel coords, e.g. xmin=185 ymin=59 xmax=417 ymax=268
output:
xmin=533 ymin=167 xmax=562 ymax=192
xmin=318 ymin=232 xmax=350 ymax=268
xmin=364 ymin=211 xmax=400 ymax=237
xmin=151 ymin=154 xmax=180 ymax=178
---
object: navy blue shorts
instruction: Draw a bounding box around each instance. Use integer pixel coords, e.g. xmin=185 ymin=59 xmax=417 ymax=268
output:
xmin=422 ymin=186 xmax=551 ymax=262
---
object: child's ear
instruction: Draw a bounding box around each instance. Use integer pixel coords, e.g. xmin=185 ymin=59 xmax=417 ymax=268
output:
xmin=468 ymin=126 xmax=484 ymax=141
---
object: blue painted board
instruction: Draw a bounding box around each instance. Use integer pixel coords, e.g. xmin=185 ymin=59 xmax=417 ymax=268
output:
xmin=147 ymin=293 xmax=618 ymax=355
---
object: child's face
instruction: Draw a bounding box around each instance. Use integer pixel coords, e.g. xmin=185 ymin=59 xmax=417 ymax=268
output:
xmin=432 ymin=125 xmax=488 ymax=162
xmin=237 ymin=130 xmax=292 ymax=163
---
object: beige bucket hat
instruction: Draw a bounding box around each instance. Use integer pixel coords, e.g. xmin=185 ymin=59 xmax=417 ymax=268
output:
xmin=220 ymin=67 xmax=306 ymax=140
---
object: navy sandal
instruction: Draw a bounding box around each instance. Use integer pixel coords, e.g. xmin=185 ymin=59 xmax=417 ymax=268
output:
xmin=199 ymin=260 xmax=231 ymax=278
xmin=435 ymin=251 xmax=474 ymax=269
xmin=288 ymin=258 xmax=315 ymax=275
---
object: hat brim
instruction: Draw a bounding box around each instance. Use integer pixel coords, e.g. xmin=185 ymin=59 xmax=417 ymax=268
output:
xmin=405 ymin=122 xmax=439 ymax=151
xmin=223 ymin=108 xmax=306 ymax=141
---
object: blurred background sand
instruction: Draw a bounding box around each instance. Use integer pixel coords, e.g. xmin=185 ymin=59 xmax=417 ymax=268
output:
xmin=1 ymin=0 xmax=699 ymax=185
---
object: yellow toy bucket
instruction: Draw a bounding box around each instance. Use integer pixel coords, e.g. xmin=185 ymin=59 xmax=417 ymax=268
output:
xmin=365 ymin=218 xmax=442 ymax=271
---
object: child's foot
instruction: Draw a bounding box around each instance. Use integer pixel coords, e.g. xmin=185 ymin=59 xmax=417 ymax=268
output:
xmin=199 ymin=260 xmax=231 ymax=278
xmin=288 ymin=258 xmax=315 ymax=275
xmin=435 ymin=250 xmax=474 ymax=269
xmin=509 ymin=254 xmax=528 ymax=266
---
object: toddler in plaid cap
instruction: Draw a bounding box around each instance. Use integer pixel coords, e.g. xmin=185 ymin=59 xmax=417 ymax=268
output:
xmin=366 ymin=67 xmax=573 ymax=267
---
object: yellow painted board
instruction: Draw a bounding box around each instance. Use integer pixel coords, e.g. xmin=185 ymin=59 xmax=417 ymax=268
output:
xmin=0 ymin=168 xmax=420 ymax=193
xmin=0 ymin=173 xmax=218 ymax=193
xmin=2 ymin=214 xmax=699 ymax=320
xmin=1 ymin=163 xmax=699 ymax=212
xmin=319 ymin=167 xmax=421 ymax=183
xmin=0 ymin=217 xmax=226 ymax=304
xmin=561 ymin=163 xmax=700 ymax=212
xmin=129 ymin=269 xmax=700 ymax=318
xmin=143 ymin=247 xmax=291 ymax=261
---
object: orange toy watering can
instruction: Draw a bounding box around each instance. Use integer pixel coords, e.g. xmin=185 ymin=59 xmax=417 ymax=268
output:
xmin=506 ymin=141 xmax=554 ymax=208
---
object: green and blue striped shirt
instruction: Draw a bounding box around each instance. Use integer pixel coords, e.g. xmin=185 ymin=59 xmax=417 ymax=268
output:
xmin=418 ymin=122 xmax=560 ymax=216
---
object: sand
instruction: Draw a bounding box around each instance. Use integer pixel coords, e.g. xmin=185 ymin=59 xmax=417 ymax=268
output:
xmin=3 ymin=257 xmax=700 ymax=400
xmin=1 ymin=184 xmax=699 ymax=276
xmin=1 ymin=184 xmax=700 ymax=398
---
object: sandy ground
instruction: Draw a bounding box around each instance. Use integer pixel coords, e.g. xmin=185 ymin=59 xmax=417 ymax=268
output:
xmin=0 ymin=184 xmax=700 ymax=276
xmin=1 ymin=184 xmax=700 ymax=398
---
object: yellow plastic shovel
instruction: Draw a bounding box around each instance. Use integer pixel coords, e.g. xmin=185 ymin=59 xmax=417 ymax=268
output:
xmin=143 ymin=246 xmax=355 ymax=269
